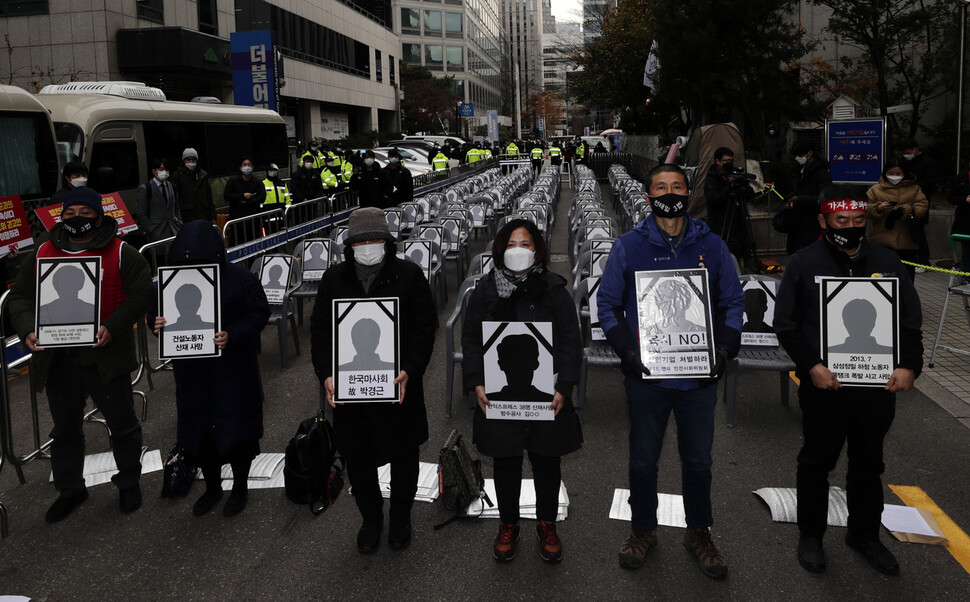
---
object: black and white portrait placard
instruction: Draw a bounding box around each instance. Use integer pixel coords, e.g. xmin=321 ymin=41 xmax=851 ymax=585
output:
xmin=333 ymin=297 xmax=400 ymax=402
xmin=480 ymin=252 xmax=493 ymax=273
xmin=483 ymin=321 xmax=555 ymax=421
xmin=301 ymin=239 xmax=331 ymax=281
xmin=158 ymin=264 xmax=221 ymax=359
xmin=259 ymin=255 xmax=293 ymax=304
xmin=635 ymin=268 xmax=715 ymax=378
xmin=35 ymin=256 xmax=101 ymax=348
xmin=402 ymin=239 xmax=433 ymax=281
xmin=589 ymin=250 xmax=610 ymax=279
xmin=584 ymin=277 xmax=606 ymax=341
xmin=741 ymin=279 xmax=778 ymax=346
xmin=820 ymin=277 xmax=898 ymax=387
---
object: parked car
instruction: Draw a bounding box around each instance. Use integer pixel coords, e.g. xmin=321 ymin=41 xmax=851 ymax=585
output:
xmin=375 ymin=146 xmax=431 ymax=166
xmin=354 ymin=149 xmax=432 ymax=176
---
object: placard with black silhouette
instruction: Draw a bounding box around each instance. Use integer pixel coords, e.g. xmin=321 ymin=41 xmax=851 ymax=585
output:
xmin=402 ymin=239 xmax=432 ymax=282
xmin=482 ymin=321 xmax=555 ymax=421
xmin=35 ymin=257 xmax=101 ymax=348
xmin=589 ymin=250 xmax=610 ymax=279
xmin=480 ymin=252 xmax=494 ymax=273
xmin=820 ymin=277 xmax=898 ymax=387
xmin=158 ymin=264 xmax=221 ymax=359
xmin=259 ymin=255 xmax=293 ymax=305
xmin=300 ymin=239 xmax=331 ymax=281
xmin=584 ymin=277 xmax=606 ymax=341
xmin=741 ymin=279 xmax=778 ymax=346
xmin=634 ymin=268 xmax=714 ymax=379
xmin=584 ymin=224 xmax=612 ymax=242
xmin=332 ymin=297 xmax=400 ymax=402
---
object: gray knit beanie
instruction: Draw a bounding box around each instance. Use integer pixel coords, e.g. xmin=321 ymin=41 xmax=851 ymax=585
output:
xmin=345 ymin=207 xmax=395 ymax=244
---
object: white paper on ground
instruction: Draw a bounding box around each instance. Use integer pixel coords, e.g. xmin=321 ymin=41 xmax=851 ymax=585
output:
xmin=50 ymin=447 xmax=163 ymax=486
xmin=192 ymin=452 xmax=287 ymax=490
xmin=752 ymin=486 xmax=848 ymax=527
xmin=881 ymin=504 xmax=940 ymax=538
xmin=465 ymin=479 xmax=569 ymax=521
xmin=378 ymin=462 xmax=440 ymax=502
xmin=608 ymin=488 xmax=687 ymax=528
xmin=0 ymin=596 xmax=32 ymax=602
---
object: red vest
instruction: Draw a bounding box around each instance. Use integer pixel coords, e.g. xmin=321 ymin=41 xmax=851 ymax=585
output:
xmin=37 ymin=237 xmax=126 ymax=324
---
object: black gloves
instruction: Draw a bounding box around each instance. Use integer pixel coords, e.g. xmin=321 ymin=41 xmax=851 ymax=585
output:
xmin=710 ymin=348 xmax=730 ymax=380
xmin=623 ymin=348 xmax=651 ymax=377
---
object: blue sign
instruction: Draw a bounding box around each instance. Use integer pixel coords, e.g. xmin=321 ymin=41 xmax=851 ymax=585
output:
xmin=825 ymin=118 xmax=885 ymax=184
xmin=230 ymin=30 xmax=279 ymax=112
xmin=487 ymin=110 xmax=498 ymax=143
xmin=458 ymin=103 xmax=475 ymax=117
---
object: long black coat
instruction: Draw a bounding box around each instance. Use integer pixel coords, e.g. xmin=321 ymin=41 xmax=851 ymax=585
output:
xmin=310 ymin=248 xmax=438 ymax=464
xmin=165 ymin=221 xmax=271 ymax=460
xmin=786 ymin=158 xmax=833 ymax=254
xmin=350 ymin=165 xmax=390 ymax=209
xmin=461 ymin=270 xmax=583 ymax=458
xmin=948 ymin=169 xmax=970 ymax=236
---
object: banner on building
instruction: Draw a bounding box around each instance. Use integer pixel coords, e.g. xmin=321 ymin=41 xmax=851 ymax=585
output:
xmin=320 ymin=111 xmax=350 ymax=139
xmin=487 ymin=110 xmax=499 ymax=143
xmin=231 ymin=30 xmax=280 ymax=112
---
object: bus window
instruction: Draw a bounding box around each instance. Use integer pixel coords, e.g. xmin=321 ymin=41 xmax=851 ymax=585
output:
xmin=54 ymin=122 xmax=84 ymax=163
xmin=251 ymin=123 xmax=289 ymax=172
xmin=144 ymin=121 xmax=206 ymax=170
xmin=0 ymin=114 xmax=58 ymax=199
xmin=204 ymin=122 xmax=289 ymax=177
xmin=89 ymin=141 xmax=140 ymax=194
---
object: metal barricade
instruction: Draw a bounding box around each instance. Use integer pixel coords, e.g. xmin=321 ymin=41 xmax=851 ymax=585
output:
xmin=135 ymin=237 xmax=177 ymax=403
xmin=283 ymin=196 xmax=332 ymax=253
xmin=224 ymin=209 xmax=288 ymax=264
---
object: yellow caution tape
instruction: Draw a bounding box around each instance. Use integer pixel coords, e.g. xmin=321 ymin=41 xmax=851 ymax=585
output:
xmin=889 ymin=485 xmax=970 ymax=575
xmin=901 ymin=261 xmax=970 ymax=277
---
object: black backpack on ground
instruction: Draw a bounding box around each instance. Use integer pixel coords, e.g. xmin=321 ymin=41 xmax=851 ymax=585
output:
xmin=283 ymin=410 xmax=345 ymax=515
xmin=433 ymin=429 xmax=493 ymax=529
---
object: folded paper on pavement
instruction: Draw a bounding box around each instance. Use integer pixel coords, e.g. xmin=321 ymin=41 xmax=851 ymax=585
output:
xmin=192 ymin=452 xmax=286 ymax=490
xmin=379 ymin=462 xmax=440 ymax=503
xmin=608 ymin=489 xmax=687 ymax=528
xmin=466 ymin=479 xmax=569 ymax=521
xmin=881 ymin=504 xmax=949 ymax=546
xmin=50 ymin=447 xmax=162 ymax=487
xmin=753 ymin=486 xmax=848 ymax=527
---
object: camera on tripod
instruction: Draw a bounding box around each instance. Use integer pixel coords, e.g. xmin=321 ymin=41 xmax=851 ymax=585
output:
xmin=724 ymin=166 xmax=757 ymax=186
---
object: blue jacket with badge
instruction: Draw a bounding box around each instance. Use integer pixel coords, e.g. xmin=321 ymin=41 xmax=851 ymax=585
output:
xmin=596 ymin=214 xmax=744 ymax=389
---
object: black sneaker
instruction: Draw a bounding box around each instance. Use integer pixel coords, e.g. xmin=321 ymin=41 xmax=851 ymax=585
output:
xmin=192 ymin=489 xmax=224 ymax=517
xmin=388 ymin=518 xmax=412 ymax=551
xmin=119 ymin=484 xmax=142 ymax=514
xmin=357 ymin=518 xmax=383 ymax=554
xmin=797 ymin=535 xmax=826 ymax=573
xmin=845 ymin=532 xmax=899 ymax=576
xmin=45 ymin=489 xmax=89 ymax=524
xmin=223 ymin=491 xmax=248 ymax=517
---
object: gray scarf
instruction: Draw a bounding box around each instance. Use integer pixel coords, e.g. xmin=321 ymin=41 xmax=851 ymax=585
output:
xmin=494 ymin=264 xmax=542 ymax=299
xmin=354 ymin=259 xmax=385 ymax=294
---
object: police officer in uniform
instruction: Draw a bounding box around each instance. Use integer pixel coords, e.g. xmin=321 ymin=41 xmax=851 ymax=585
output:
xmin=262 ymin=163 xmax=290 ymax=209
xmin=432 ymin=148 xmax=450 ymax=172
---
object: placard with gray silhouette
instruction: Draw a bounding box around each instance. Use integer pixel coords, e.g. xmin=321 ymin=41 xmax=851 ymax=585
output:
xmin=482 ymin=321 xmax=555 ymax=421
xmin=333 ymin=297 xmax=400 ymax=402
xmin=584 ymin=277 xmax=606 ymax=341
xmin=35 ymin=256 xmax=101 ymax=347
xmin=821 ymin=277 xmax=898 ymax=387
xmin=741 ymin=279 xmax=778 ymax=346
xmin=300 ymin=239 xmax=332 ymax=281
xmin=634 ymin=268 xmax=714 ymax=379
xmin=259 ymin=255 xmax=293 ymax=304
xmin=402 ymin=239 xmax=432 ymax=281
xmin=158 ymin=264 xmax=221 ymax=359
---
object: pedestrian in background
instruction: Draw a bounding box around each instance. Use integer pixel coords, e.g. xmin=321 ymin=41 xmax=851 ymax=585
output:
xmin=51 ymin=161 xmax=89 ymax=206
xmin=351 ymin=150 xmax=389 ymax=209
xmin=461 ymin=218 xmax=582 ymax=564
xmin=171 ymin=148 xmax=215 ymax=224
xmin=291 ymin=153 xmax=324 ymax=204
xmin=153 ymin=220 xmax=270 ymax=518
xmin=384 ymin=148 xmax=414 ymax=207
xmin=901 ymin=139 xmax=938 ymax=269
xmin=783 ymin=141 xmax=833 ymax=255
xmin=866 ymin=159 xmax=928 ymax=281
xmin=224 ymin=157 xmax=265 ymax=222
xmin=136 ymin=158 xmax=183 ymax=242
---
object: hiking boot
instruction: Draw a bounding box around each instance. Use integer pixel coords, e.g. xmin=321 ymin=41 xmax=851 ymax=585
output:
xmin=536 ymin=520 xmax=562 ymax=563
xmin=119 ymin=484 xmax=142 ymax=514
xmin=357 ymin=517 xmax=383 ymax=554
xmin=618 ymin=529 xmax=657 ymax=570
xmin=45 ymin=488 xmax=89 ymax=524
xmin=493 ymin=523 xmax=519 ymax=562
xmin=797 ymin=535 xmax=826 ymax=573
xmin=845 ymin=532 xmax=899 ymax=576
xmin=684 ymin=527 xmax=728 ymax=580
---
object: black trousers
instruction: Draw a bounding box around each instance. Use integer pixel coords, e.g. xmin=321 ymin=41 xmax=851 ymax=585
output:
xmin=493 ymin=452 xmax=561 ymax=524
xmin=346 ymin=445 xmax=419 ymax=522
xmin=796 ymin=384 xmax=895 ymax=540
xmin=46 ymin=352 xmax=143 ymax=494
xmin=193 ymin=432 xmax=259 ymax=493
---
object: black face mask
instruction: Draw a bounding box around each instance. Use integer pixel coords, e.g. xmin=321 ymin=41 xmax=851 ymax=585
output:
xmin=721 ymin=161 xmax=734 ymax=172
xmin=62 ymin=215 xmax=99 ymax=237
xmin=825 ymin=226 xmax=866 ymax=250
xmin=649 ymin=193 xmax=689 ymax=218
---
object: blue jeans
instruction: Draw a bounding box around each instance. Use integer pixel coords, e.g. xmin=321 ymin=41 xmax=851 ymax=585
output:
xmin=625 ymin=378 xmax=717 ymax=531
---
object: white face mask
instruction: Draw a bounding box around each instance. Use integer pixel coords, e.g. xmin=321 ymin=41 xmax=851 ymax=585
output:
xmin=795 ymin=155 xmax=808 ymax=166
xmin=887 ymin=174 xmax=904 ymax=185
xmin=241 ymin=166 xmax=253 ymax=176
xmin=503 ymin=247 xmax=535 ymax=272
xmin=304 ymin=161 xmax=314 ymax=169
xmin=268 ymin=170 xmax=279 ymax=178
xmin=354 ymin=242 xmax=385 ymax=266
xmin=70 ymin=177 xmax=88 ymax=188
xmin=902 ymin=153 xmax=915 ymax=161
xmin=364 ymin=158 xmax=375 ymax=167
xmin=185 ymin=161 xmax=197 ymax=171
xmin=156 ymin=170 xmax=169 ymax=181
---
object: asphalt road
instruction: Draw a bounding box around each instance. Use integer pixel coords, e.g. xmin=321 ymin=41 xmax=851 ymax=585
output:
xmin=1 ymin=181 xmax=968 ymax=600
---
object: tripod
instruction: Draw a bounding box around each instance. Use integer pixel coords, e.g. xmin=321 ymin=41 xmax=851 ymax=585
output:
xmin=720 ymin=185 xmax=760 ymax=273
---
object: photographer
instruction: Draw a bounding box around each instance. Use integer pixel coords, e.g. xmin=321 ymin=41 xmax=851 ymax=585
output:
xmin=705 ymin=147 xmax=755 ymax=266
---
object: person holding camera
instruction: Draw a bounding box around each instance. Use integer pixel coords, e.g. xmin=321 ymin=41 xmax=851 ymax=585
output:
xmin=705 ymin=147 xmax=755 ymax=266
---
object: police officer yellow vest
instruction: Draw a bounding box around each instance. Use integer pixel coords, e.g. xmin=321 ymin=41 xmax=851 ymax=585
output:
xmin=433 ymin=152 xmax=449 ymax=171
xmin=531 ymin=147 xmax=543 ymax=159
xmin=320 ymin=168 xmax=338 ymax=189
xmin=549 ymin=146 xmax=562 ymax=158
xmin=263 ymin=178 xmax=290 ymax=206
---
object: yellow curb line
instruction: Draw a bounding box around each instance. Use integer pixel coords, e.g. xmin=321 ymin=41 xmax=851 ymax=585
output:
xmin=789 ymin=371 xmax=799 ymax=386
xmin=889 ymin=485 xmax=970 ymax=574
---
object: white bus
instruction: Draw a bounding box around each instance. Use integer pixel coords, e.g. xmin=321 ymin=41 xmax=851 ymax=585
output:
xmin=37 ymin=82 xmax=289 ymax=208
xmin=0 ymin=85 xmax=60 ymax=208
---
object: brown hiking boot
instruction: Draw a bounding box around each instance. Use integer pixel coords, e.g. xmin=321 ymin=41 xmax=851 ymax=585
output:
xmin=536 ymin=520 xmax=563 ymax=563
xmin=493 ymin=523 xmax=519 ymax=562
xmin=684 ymin=527 xmax=728 ymax=580
xmin=618 ymin=529 xmax=657 ymax=569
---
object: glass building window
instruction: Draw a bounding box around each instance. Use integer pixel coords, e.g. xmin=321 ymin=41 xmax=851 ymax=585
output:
xmin=425 ymin=45 xmax=443 ymax=70
xmin=375 ymin=49 xmax=382 ymax=82
xmin=423 ymin=10 xmax=442 ymax=34
xmin=198 ymin=0 xmax=217 ymax=35
xmin=446 ymin=46 xmax=463 ymax=71
xmin=389 ymin=55 xmax=396 ymax=85
xmin=137 ymin=0 xmax=164 ymax=23
xmin=402 ymin=43 xmax=421 ymax=64
xmin=0 ymin=0 xmax=48 ymax=16
xmin=453 ymin=79 xmax=465 ymax=99
xmin=445 ymin=13 xmax=462 ymax=38
xmin=401 ymin=8 xmax=420 ymax=34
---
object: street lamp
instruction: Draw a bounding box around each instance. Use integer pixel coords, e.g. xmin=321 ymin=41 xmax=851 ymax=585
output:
xmin=958 ymin=0 xmax=970 ymax=171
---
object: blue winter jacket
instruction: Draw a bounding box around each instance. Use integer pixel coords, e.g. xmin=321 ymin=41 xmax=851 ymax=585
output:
xmin=596 ymin=214 xmax=745 ymax=390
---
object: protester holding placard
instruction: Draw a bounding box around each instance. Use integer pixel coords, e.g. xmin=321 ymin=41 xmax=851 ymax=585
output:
xmin=461 ymin=219 xmax=582 ymax=564
xmin=773 ymin=186 xmax=923 ymax=576
xmin=8 ymin=187 xmax=154 ymax=524
xmin=152 ymin=221 xmax=270 ymax=517
xmin=597 ymin=164 xmax=743 ymax=579
xmin=310 ymin=207 xmax=437 ymax=554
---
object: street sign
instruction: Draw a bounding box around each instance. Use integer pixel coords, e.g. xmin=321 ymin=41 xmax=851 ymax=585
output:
xmin=825 ymin=118 xmax=886 ymax=185
xmin=487 ymin=110 xmax=498 ymax=143
xmin=458 ymin=103 xmax=474 ymax=117
xmin=886 ymin=104 xmax=914 ymax=115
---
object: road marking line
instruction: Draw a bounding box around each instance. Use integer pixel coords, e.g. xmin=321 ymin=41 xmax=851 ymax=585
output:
xmin=889 ymin=485 xmax=970 ymax=574
xmin=790 ymin=371 xmax=799 ymax=386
